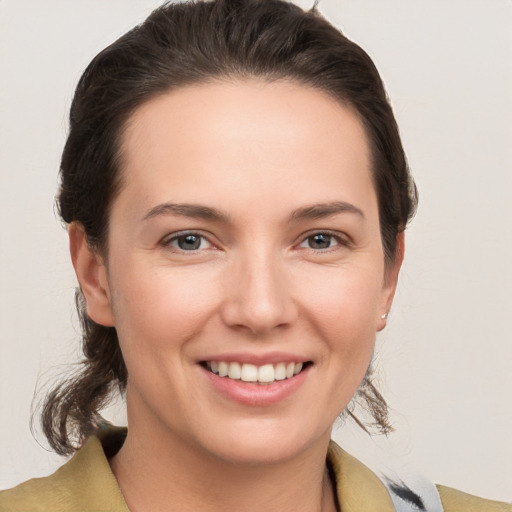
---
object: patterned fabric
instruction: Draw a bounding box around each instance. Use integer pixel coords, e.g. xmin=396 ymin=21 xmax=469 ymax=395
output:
xmin=384 ymin=476 xmax=443 ymax=511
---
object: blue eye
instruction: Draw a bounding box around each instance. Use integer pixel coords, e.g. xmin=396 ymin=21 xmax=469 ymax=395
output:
xmin=300 ymin=233 xmax=340 ymax=250
xmin=166 ymin=233 xmax=212 ymax=251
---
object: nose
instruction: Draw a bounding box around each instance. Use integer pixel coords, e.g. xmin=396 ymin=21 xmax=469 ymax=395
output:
xmin=220 ymin=251 xmax=298 ymax=336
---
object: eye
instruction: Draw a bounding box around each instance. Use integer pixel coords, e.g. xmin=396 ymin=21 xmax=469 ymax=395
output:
xmin=164 ymin=232 xmax=213 ymax=252
xmin=299 ymin=232 xmax=341 ymax=250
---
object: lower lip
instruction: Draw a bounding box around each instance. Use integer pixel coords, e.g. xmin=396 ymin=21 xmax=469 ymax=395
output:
xmin=202 ymin=366 xmax=310 ymax=406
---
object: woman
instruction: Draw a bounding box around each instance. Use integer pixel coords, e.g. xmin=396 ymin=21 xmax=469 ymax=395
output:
xmin=0 ymin=1 xmax=510 ymax=510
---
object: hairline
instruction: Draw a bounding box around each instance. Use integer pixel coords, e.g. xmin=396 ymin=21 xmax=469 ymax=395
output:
xmin=97 ymin=74 xmax=395 ymax=267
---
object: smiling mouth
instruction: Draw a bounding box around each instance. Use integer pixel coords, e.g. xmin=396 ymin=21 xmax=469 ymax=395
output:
xmin=201 ymin=361 xmax=312 ymax=384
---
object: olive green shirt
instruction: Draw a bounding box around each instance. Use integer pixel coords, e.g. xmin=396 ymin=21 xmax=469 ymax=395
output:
xmin=1 ymin=427 xmax=510 ymax=511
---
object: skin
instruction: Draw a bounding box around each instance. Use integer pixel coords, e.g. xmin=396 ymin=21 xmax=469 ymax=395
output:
xmin=70 ymin=79 xmax=403 ymax=512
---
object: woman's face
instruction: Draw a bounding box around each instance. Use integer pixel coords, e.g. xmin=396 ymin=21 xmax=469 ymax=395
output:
xmin=77 ymin=80 xmax=400 ymax=464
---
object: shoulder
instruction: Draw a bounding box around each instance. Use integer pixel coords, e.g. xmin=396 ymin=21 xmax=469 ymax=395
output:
xmin=0 ymin=428 xmax=128 ymax=512
xmin=328 ymin=441 xmax=396 ymax=511
xmin=328 ymin=440 xmax=512 ymax=512
xmin=437 ymin=484 xmax=512 ymax=512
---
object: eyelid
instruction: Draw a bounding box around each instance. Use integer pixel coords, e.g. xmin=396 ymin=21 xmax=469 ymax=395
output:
xmin=160 ymin=230 xmax=217 ymax=251
xmin=296 ymin=229 xmax=352 ymax=250
xmin=159 ymin=228 xmax=351 ymax=252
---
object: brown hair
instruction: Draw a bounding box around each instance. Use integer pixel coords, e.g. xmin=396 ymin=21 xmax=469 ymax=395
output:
xmin=42 ymin=0 xmax=417 ymax=455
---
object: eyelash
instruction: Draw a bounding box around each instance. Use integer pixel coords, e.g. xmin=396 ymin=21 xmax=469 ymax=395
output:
xmin=161 ymin=229 xmax=350 ymax=254
xmin=298 ymin=231 xmax=350 ymax=252
xmin=161 ymin=231 xmax=214 ymax=252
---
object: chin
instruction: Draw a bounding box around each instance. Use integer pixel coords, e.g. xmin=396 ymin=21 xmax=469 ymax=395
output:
xmin=197 ymin=419 xmax=330 ymax=467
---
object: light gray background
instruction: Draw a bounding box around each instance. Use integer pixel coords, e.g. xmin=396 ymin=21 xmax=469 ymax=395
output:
xmin=1 ymin=0 xmax=511 ymax=502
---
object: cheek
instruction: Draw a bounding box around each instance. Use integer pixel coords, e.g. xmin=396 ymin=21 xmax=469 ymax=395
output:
xmin=299 ymin=263 xmax=383 ymax=330
xmin=109 ymin=263 xmax=221 ymax=354
xmin=297 ymin=264 xmax=382 ymax=370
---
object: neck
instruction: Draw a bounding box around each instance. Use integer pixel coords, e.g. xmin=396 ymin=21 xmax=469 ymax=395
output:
xmin=110 ymin=418 xmax=337 ymax=512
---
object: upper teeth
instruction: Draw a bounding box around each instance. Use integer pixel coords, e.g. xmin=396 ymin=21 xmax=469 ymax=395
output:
xmin=207 ymin=361 xmax=304 ymax=383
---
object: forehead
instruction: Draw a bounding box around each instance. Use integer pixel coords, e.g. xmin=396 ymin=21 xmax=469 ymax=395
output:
xmin=116 ymin=79 xmax=376 ymax=220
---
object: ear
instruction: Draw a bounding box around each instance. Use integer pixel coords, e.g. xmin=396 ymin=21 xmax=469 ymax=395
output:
xmin=377 ymin=232 xmax=405 ymax=332
xmin=68 ymin=222 xmax=115 ymax=327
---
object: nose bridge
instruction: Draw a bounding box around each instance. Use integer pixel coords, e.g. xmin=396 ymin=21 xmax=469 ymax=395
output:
xmin=221 ymin=243 xmax=296 ymax=334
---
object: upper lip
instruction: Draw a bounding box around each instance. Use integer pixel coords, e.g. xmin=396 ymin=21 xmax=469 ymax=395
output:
xmin=198 ymin=352 xmax=312 ymax=366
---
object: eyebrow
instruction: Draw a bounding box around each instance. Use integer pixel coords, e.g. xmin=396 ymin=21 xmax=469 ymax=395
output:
xmin=142 ymin=200 xmax=364 ymax=223
xmin=290 ymin=201 xmax=365 ymax=221
xmin=142 ymin=202 xmax=230 ymax=223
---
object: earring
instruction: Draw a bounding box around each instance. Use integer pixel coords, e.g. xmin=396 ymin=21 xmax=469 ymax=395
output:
xmin=381 ymin=313 xmax=388 ymax=319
